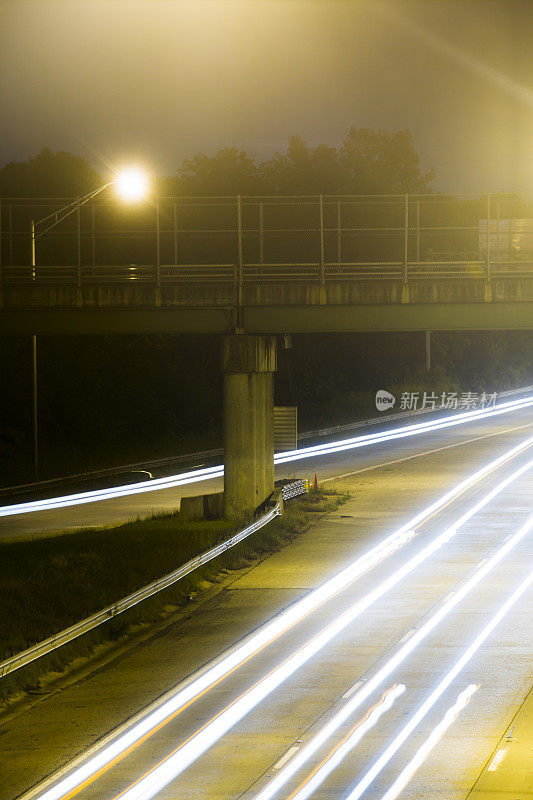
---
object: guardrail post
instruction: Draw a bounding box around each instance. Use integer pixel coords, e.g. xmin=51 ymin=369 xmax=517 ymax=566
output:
xmin=156 ymin=196 xmax=161 ymax=287
xmin=403 ymin=193 xmax=409 ymax=283
xmin=319 ymin=194 xmax=325 ymax=283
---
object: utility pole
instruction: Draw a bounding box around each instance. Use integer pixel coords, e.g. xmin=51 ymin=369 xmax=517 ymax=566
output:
xmin=31 ymin=218 xmax=38 ymax=477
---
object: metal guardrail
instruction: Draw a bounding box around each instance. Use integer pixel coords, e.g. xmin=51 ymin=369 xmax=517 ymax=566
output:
xmin=0 ymin=480 xmax=308 ymax=679
xmin=4 ymin=259 xmax=533 ymax=285
xmin=281 ymin=479 xmax=309 ymax=500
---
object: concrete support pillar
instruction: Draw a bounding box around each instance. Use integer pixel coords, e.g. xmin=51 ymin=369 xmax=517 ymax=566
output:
xmin=221 ymin=335 xmax=276 ymax=518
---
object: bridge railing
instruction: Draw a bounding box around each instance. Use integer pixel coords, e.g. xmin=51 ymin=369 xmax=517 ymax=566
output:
xmin=4 ymin=259 xmax=533 ymax=285
xmin=1 ymin=192 xmax=533 ymax=285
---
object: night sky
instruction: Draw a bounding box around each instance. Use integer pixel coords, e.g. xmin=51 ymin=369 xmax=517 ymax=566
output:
xmin=1 ymin=0 xmax=532 ymax=193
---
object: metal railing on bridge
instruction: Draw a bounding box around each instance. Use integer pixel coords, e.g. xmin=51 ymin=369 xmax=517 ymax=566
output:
xmin=2 ymin=192 xmax=533 ymax=286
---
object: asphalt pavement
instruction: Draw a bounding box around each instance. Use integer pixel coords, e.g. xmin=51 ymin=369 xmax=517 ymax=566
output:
xmin=1 ymin=407 xmax=533 ymax=800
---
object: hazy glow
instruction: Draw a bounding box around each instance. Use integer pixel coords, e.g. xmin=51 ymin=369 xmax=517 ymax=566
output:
xmin=114 ymin=168 xmax=149 ymax=200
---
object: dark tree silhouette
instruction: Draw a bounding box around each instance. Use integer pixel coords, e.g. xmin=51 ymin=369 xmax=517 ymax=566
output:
xmin=0 ymin=148 xmax=102 ymax=197
xmin=164 ymin=127 xmax=434 ymax=196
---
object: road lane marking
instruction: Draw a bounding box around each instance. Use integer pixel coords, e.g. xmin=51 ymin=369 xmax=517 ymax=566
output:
xmin=342 ymin=680 xmax=365 ymax=700
xmin=398 ymin=628 xmax=416 ymax=644
xmin=487 ymin=747 xmax=508 ymax=771
xmin=274 ymin=747 xmax=300 ymax=770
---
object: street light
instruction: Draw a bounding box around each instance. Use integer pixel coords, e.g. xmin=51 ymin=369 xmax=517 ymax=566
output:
xmin=114 ymin=168 xmax=150 ymax=201
xmin=30 ymin=169 xmax=149 ymax=477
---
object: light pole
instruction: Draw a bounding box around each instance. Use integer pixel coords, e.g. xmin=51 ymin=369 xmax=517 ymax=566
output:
xmin=30 ymin=168 xmax=149 ymax=478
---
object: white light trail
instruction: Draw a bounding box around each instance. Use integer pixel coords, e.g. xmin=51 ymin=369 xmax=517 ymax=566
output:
xmin=284 ymin=685 xmax=406 ymax=800
xmin=101 ymin=459 xmax=533 ymax=800
xmin=274 ymin=395 xmax=533 ymax=465
xmin=251 ymin=509 xmax=533 ymax=800
xmin=379 ymin=684 xmax=478 ymax=800
xmin=0 ymin=464 xmax=225 ymax=517
xmin=2 ymin=394 xmax=533 ymax=517
xmin=344 ymin=567 xmax=533 ymax=800
xmin=27 ymin=439 xmax=533 ymax=800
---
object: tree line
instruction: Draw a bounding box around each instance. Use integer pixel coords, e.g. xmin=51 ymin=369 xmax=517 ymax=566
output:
xmin=0 ymin=127 xmax=433 ymax=198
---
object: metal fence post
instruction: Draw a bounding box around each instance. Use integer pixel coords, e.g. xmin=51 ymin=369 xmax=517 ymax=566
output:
xmin=496 ymin=197 xmax=500 ymax=266
xmin=259 ymin=200 xmax=264 ymax=272
xmin=319 ymin=194 xmax=325 ymax=283
xmin=77 ymin=197 xmax=81 ymax=287
xmin=91 ymin=203 xmax=96 ymax=273
xmin=337 ymin=201 xmax=342 ymax=264
xmin=237 ymin=195 xmax=243 ymax=293
xmin=156 ymin=196 xmax=160 ymax=286
xmin=32 ymin=334 xmax=38 ymax=478
xmin=403 ymin=194 xmax=409 ymax=283
xmin=8 ymin=204 xmax=13 ymax=266
xmin=486 ymin=193 xmax=491 ymax=282
xmin=173 ymin=201 xmax=178 ymax=265
xmin=31 ymin=219 xmax=35 ymax=279
xmin=416 ymin=198 xmax=420 ymax=263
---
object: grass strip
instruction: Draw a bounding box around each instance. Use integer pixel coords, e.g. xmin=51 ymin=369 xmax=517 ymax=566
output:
xmin=0 ymin=489 xmax=346 ymax=702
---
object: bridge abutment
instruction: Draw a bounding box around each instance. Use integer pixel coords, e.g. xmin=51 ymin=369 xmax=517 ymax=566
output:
xmin=221 ymin=334 xmax=276 ymax=518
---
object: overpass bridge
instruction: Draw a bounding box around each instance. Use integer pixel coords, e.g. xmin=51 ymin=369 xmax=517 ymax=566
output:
xmin=2 ymin=192 xmax=533 ymax=514
xmin=1 ymin=191 xmax=533 ymax=334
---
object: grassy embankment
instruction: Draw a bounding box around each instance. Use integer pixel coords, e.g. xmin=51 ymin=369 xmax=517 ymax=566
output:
xmin=0 ymin=488 xmax=347 ymax=702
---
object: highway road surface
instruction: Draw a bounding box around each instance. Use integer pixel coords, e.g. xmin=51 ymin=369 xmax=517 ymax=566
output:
xmin=1 ymin=404 xmax=533 ymax=800
xmin=2 ymin=395 xmax=533 ymax=540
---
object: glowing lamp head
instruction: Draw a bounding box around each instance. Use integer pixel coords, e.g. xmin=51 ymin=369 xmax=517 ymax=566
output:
xmin=115 ymin=168 xmax=149 ymax=201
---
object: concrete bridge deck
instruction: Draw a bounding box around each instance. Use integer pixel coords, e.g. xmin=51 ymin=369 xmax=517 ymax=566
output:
xmin=2 ymin=265 xmax=533 ymax=333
